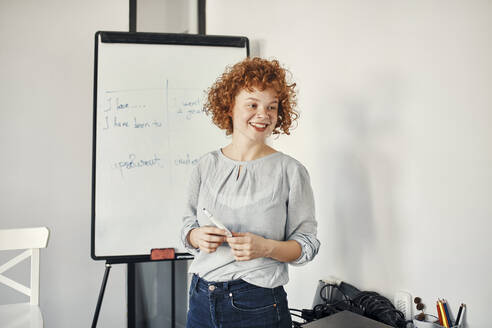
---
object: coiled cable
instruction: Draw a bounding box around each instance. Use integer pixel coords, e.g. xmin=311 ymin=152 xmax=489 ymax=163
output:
xmin=290 ymin=283 xmax=410 ymax=327
xmin=352 ymin=291 xmax=408 ymax=328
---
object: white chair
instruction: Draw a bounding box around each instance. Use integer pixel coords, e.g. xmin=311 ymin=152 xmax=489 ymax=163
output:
xmin=0 ymin=227 xmax=50 ymax=328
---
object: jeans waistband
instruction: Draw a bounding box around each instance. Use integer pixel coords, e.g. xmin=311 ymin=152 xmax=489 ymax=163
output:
xmin=191 ymin=273 xmax=281 ymax=294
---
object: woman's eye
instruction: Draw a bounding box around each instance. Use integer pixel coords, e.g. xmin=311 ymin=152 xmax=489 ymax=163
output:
xmin=268 ymin=106 xmax=278 ymax=110
xmin=247 ymin=104 xmax=257 ymax=109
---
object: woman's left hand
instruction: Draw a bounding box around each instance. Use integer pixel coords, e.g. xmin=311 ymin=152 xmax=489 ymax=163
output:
xmin=227 ymin=232 xmax=270 ymax=261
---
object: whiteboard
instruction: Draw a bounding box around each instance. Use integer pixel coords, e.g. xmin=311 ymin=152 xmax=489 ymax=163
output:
xmin=91 ymin=32 xmax=248 ymax=261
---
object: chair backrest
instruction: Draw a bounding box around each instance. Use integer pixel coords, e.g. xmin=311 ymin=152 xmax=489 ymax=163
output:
xmin=0 ymin=227 xmax=50 ymax=305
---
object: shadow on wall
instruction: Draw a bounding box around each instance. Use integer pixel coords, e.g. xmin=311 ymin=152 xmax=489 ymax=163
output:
xmin=326 ymin=72 xmax=406 ymax=291
xmin=249 ymin=39 xmax=265 ymax=58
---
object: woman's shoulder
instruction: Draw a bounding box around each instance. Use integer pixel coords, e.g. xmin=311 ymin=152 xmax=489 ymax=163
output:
xmin=277 ymin=152 xmax=308 ymax=171
xmin=200 ymin=149 xmax=220 ymax=161
xmin=194 ymin=150 xmax=222 ymax=169
xmin=275 ymin=153 xmax=311 ymax=185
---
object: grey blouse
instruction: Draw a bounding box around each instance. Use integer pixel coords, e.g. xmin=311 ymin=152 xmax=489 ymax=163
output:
xmin=181 ymin=149 xmax=320 ymax=288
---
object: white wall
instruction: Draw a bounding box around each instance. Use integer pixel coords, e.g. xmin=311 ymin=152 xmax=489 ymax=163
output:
xmin=0 ymin=0 xmax=128 ymax=327
xmin=207 ymin=1 xmax=492 ymax=327
xmin=137 ymin=0 xmax=197 ymax=33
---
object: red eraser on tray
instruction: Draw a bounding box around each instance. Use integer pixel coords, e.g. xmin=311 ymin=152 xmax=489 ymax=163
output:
xmin=151 ymin=248 xmax=175 ymax=260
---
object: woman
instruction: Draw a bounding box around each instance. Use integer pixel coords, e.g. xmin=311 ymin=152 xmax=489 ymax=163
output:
xmin=181 ymin=57 xmax=320 ymax=328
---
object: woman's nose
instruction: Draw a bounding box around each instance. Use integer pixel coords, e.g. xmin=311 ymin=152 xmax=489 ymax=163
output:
xmin=256 ymin=105 xmax=267 ymax=117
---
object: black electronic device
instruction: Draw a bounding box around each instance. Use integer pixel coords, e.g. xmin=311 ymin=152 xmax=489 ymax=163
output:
xmin=301 ymin=310 xmax=394 ymax=328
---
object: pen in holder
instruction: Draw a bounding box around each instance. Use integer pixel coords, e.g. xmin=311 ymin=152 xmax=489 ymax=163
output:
xmin=412 ymin=314 xmax=463 ymax=328
xmin=412 ymin=297 xmax=463 ymax=328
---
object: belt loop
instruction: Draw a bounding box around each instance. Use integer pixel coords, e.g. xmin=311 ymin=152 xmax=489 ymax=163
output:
xmin=193 ymin=274 xmax=199 ymax=292
xmin=224 ymin=281 xmax=229 ymax=290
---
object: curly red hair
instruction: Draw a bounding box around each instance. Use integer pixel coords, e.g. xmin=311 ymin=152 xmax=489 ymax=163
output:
xmin=204 ymin=57 xmax=298 ymax=136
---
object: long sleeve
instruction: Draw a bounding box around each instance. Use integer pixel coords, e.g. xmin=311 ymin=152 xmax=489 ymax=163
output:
xmin=285 ymin=164 xmax=320 ymax=266
xmin=180 ymin=163 xmax=201 ymax=255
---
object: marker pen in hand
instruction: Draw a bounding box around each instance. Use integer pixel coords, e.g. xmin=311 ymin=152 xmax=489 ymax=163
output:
xmin=202 ymin=208 xmax=232 ymax=237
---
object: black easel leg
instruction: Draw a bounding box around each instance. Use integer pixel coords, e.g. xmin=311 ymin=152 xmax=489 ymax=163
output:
xmin=128 ymin=263 xmax=136 ymax=328
xmin=172 ymin=261 xmax=175 ymax=328
xmin=92 ymin=263 xmax=112 ymax=328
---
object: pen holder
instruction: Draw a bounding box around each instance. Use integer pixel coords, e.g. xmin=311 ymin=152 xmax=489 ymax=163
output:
xmin=412 ymin=314 xmax=463 ymax=328
xmin=413 ymin=314 xmax=440 ymax=328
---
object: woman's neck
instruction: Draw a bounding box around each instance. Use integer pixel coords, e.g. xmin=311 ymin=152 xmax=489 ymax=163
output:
xmin=222 ymin=140 xmax=276 ymax=162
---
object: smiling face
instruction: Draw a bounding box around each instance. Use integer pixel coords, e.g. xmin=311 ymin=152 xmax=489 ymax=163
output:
xmin=230 ymin=87 xmax=279 ymax=144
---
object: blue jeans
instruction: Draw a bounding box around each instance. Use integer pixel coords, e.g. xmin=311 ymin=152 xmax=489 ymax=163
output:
xmin=186 ymin=274 xmax=292 ymax=328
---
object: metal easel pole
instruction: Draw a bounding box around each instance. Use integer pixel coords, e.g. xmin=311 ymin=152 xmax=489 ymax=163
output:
xmin=172 ymin=260 xmax=176 ymax=328
xmin=92 ymin=262 xmax=112 ymax=328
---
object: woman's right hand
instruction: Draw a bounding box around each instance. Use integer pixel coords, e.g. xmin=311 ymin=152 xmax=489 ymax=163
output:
xmin=188 ymin=226 xmax=228 ymax=253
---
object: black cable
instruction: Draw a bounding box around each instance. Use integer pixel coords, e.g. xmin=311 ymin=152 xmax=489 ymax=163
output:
xmin=327 ymin=298 xmax=354 ymax=307
xmin=290 ymin=283 xmax=358 ymax=323
xmin=290 ymin=309 xmax=307 ymax=327
xmin=319 ymin=283 xmax=350 ymax=303
xmin=291 ymin=282 xmax=409 ymax=327
xmin=290 ymin=313 xmax=304 ymax=319
xmin=352 ymin=291 xmax=407 ymax=328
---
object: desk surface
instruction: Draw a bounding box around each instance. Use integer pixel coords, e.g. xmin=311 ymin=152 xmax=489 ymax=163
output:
xmin=302 ymin=310 xmax=393 ymax=328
